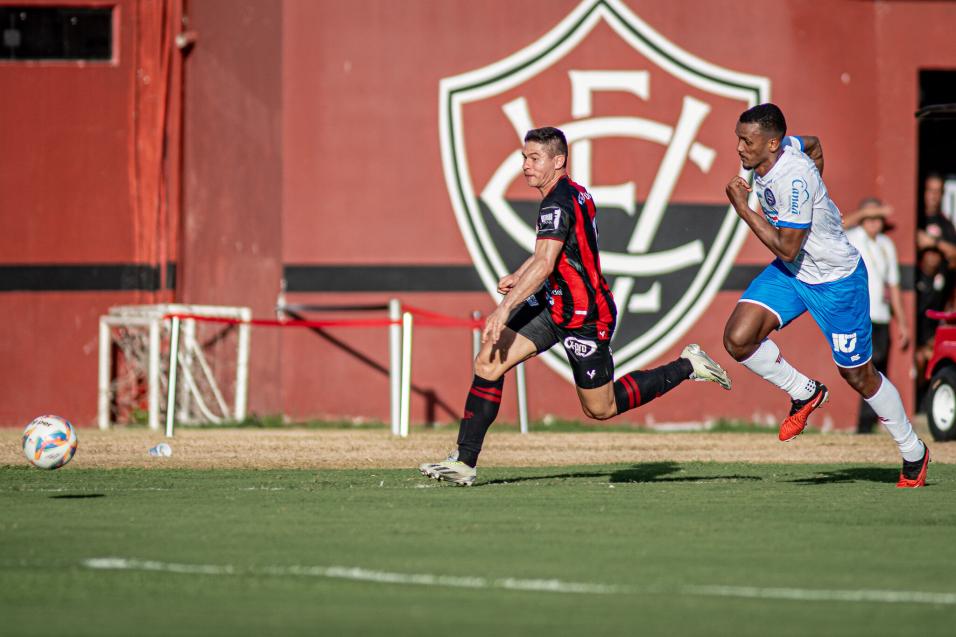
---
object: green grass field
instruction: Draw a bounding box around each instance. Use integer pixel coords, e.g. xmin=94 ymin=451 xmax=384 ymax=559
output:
xmin=2 ymin=461 xmax=955 ymax=636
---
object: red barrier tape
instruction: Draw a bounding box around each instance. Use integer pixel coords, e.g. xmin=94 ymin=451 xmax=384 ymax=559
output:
xmin=163 ymin=312 xmax=483 ymax=329
xmin=926 ymin=310 xmax=956 ymax=322
xmin=402 ymin=304 xmax=468 ymax=321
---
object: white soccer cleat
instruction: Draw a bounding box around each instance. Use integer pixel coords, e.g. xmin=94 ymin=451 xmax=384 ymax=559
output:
xmin=419 ymin=452 xmax=477 ymax=486
xmin=681 ymin=344 xmax=732 ymax=390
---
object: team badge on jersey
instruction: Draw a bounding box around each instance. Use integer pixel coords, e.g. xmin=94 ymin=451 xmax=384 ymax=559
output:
xmin=765 ymin=188 xmax=776 ymax=207
xmin=439 ymin=0 xmax=770 ymax=382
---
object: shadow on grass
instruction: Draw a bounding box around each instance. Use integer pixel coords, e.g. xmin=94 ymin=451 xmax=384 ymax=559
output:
xmin=480 ymin=461 xmax=762 ymax=486
xmin=49 ymin=494 xmax=106 ymax=499
xmin=788 ymin=467 xmax=900 ymax=485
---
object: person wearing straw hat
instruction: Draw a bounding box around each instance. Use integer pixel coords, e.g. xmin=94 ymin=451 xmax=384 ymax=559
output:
xmin=843 ymin=198 xmax=910 ymax=433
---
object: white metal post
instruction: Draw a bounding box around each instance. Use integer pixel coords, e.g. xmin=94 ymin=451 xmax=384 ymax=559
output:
xmin=388 ymin=299 xmax=402 ymax=436
xmin=165 ymin=316 xmax=181 ymax=438
xmin=178 ymin=319 xmax=196 ymax=421
xmin=516 ymin=362 xmax=529 ymax=434
xmin=97 ymin=318 xmax=110 ymax=430
xmin=399 ymin=311 xmax=413 ymax=438
xmin=148 ymin=318 xmax=161 ymax=430
xmin=235 ymin=307 xmax=251 ymax=422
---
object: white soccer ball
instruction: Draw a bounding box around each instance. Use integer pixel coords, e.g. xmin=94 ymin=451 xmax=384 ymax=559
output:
xmin=22 ymin=415 xmax=78 ymax=470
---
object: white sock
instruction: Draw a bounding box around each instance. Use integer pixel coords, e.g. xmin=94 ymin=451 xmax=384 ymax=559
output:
xmin=865 ymin=373 xmax=924 ymax=462
xmin=740 ymin=339 xmax=815 ymax=401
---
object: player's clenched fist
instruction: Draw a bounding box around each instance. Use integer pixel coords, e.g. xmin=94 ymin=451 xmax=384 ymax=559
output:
xmin=497 ymin=273 xmax=518 ymax=294
xmin=725 ymin=176 xmax=752 ymax=210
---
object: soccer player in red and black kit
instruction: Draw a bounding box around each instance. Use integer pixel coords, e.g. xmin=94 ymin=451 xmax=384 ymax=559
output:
xmin=420 ymin=127 xmax=731 ymax=485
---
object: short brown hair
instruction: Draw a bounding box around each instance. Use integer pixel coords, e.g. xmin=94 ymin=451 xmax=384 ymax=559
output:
xmin=524 ymin=127 xmax=568 ymax=159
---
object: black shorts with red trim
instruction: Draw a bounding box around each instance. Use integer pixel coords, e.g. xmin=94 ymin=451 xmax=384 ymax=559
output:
xmin=507 ymin=294 xmax=615 ymax=389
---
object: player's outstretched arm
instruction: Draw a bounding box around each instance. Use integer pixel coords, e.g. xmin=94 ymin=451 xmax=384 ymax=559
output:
xmin=726 ymin=176 xmax=808 ymax=262
xmin=797 ymin=135 xmax=824 ymax=175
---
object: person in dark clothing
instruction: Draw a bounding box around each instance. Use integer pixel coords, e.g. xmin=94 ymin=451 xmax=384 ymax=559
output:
xmin=915 ymin=246 xmax=953 ymax=405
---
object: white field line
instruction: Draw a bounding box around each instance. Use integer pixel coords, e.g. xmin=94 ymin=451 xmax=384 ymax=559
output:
xmin=82 ymin=558 xmax=618 ymax=595
xmin=81 ymin=558 xmax=956 ymax=605
xmin=684 ymin=584 xmax=956 ymax=606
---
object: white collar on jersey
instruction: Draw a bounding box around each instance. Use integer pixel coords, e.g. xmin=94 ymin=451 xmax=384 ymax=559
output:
xmin=755 ymin=146 xmax=796 ymax=185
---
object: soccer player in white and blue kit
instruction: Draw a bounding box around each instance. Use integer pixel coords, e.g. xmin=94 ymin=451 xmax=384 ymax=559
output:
xmin=722 ymin=104 xmax=929 ymax=488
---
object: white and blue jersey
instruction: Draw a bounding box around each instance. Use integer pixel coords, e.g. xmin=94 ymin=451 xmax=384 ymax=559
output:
xmin=753 ymin=137 xmax=859 ymax=284
xmin=741 ymin=137 xmax=872 ymax=368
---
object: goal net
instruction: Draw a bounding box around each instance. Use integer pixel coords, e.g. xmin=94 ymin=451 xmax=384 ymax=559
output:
xmin=98 ymin=304 xmax=251 ymax=429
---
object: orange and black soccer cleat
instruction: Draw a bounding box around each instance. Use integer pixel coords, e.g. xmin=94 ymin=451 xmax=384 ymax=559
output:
xmin=779 ymin=381 xmax=828 ymax=442
xmin=897 ymin=444 xmax=930 ymax=488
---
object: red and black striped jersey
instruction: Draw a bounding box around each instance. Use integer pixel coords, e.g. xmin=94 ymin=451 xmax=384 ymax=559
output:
xmin=535 ymin=176 xmax=617 ymax=330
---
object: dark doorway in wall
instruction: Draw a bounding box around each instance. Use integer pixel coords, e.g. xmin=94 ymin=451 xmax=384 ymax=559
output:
xmin=918 ymin=70 xmax=956 ymax=221
xmin=916 ymin=70 xmax=956 ymax=412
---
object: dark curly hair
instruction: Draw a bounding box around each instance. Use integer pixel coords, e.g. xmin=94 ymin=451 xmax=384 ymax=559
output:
xmin=738 ymin=103 xmax=787 ymax=139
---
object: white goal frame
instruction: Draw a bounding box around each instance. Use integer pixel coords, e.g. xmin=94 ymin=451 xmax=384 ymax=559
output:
xmin=98 ymin=304 xmax=251 ymax=430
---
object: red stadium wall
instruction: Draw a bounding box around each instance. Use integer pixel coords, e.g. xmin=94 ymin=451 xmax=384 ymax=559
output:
xmin=0 ymin=0 xmax=180 ymax=425
xmin=179 ymin=0 xmax=284 ymax=414
xmin=3 ymin=0 xmax=955 ymax=429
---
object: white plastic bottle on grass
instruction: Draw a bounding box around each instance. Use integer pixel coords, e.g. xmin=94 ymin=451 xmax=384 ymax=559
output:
xmin=148 ymin=443 xmax=172 ymax=457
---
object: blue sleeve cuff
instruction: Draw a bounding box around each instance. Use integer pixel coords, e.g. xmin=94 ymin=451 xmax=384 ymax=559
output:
xmin=776 ymin=220 xmax=811 ymax=229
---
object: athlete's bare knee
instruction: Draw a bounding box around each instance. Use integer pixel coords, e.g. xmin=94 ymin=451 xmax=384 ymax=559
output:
xmin=581 ymin=403 xmax=615 ymax=421
xmin=840 ymin=364 xmax=879 ymax=396
xmin=723 ymin=324 xmax=758 ymax=361
xmin=840 ymin=369 xmax=867 ymax=395
xmin=473 ymin=356 xmax=503 ymax=381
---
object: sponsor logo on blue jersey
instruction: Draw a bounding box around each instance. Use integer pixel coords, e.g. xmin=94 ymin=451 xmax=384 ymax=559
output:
xmin=790 ymin=178 xmax=808 ymax=215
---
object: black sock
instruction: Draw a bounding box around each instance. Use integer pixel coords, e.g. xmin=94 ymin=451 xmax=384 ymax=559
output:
xmin=456 ymin=375 xmax=504 ymax=467
xmin=613 ymin=358 xmax=692 ymax=415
